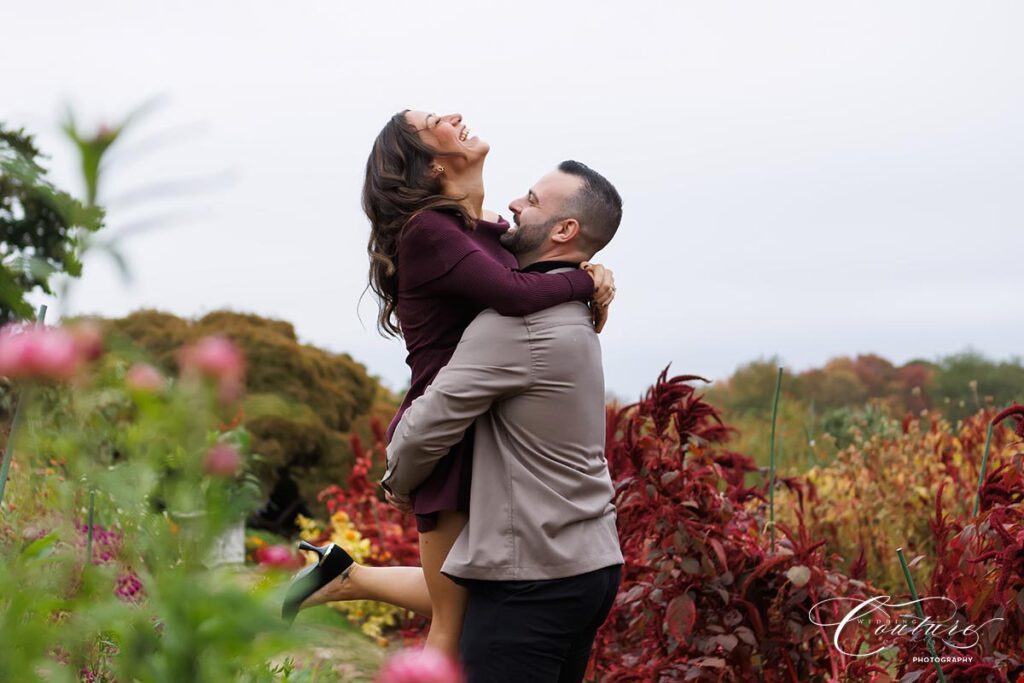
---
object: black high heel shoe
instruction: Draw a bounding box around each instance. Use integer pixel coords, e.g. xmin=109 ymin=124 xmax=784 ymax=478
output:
xmin=281 ymin=540 xmax=354 ymax=625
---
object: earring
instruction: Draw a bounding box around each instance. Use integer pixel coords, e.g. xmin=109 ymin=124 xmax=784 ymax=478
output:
xmin=435 ymin=165 xmax=445 ymax=175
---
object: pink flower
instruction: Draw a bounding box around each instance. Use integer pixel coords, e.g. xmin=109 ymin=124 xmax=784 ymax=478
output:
xmin=0 ymin=323 xmax=83 ymax=381
xmin=115 ymin=572 xmax=144 ymax=602
xmin=126 ymin=363 xmax=166 ymax=393
xmin=178 ymin=335 xmax=246 ymax=401
xmin=68 ymin=320 xmax=104 ymax=361
xmin=256 ymin=544 xmax=300 ymax=569
xmin=377 ymin=647 xmax=463 ymax=683
xmin=203 ymin=443 xmax=242 ymax=477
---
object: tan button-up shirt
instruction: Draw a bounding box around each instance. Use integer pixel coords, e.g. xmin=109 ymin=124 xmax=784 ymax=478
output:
xmin=381 ymin=292 xmax=624 ymax=581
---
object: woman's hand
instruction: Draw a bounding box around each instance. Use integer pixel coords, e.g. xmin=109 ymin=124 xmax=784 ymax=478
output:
xmin=580 ymin=262 xmax=615 ymax=308
xmin=581 ymin=262 xmax=615 ymax=333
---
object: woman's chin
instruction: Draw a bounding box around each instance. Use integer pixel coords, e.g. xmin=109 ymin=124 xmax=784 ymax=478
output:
xmin=461 ymin=135 xmax=487 ymax=149
xmin=468 ymin=140 xmax=491 ymax=162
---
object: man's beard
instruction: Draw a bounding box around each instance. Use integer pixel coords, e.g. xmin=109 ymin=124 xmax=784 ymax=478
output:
xmin=500 ymin=215 xmax=559 ymax=255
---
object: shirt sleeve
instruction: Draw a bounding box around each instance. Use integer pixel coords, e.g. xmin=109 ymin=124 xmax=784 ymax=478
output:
xmin=380 ymin=313 xmax=531 ymax=497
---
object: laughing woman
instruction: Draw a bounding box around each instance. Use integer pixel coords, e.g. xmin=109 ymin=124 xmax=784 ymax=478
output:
xmin=282 ymin=110 xmax=615 ymax=658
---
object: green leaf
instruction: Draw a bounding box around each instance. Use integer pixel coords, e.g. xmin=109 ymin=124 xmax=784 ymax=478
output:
xmin=0 ymin=265 xmax=34 ymax=320
xmin=21 ymin=533 xmax=58 ymax=559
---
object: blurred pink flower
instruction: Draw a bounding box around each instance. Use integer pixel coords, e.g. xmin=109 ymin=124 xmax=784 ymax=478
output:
xmin=377 ymin=647 xmax=462 ymax=683
xmin=203 ymin=443 xmax=242 ymax=478
xmin=0 ymin=323 xmax=83 ymax=381
xmin=115 ymin=572 xmax=144 ymax=603
xmin=178 ymin=335 xmax=245 ymax=401
xmin=68 ymin=320 xmax=105 ymax=361
xmin=126 ymin=362 xmax=166 ymax=393
xmin=256 ymin=544 xmax=300 ymax=569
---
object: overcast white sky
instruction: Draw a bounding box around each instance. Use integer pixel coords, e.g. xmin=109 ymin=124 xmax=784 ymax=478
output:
xmin=5 ymin=1 xmax=1022 ymax=400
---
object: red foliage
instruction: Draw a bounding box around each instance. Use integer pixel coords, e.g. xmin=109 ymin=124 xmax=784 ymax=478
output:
xmin=591 ymin=367 xmax=885 ymax=682
xmin=311 ymin=374 xmax=1024 ymax=679
xmin=316 ymin=420 xmax=420 ymax=568
xmin=993 ymin=404 xmax=1024 ymax=439
xmin=316 ymin=418 xmax=427 ymax=639
xmin=892 ymin=471 xmax=1024 ymax=681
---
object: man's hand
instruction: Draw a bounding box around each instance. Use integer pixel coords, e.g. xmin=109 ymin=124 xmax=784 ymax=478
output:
xmin=385 ymin=490 xmax=413 ymax=514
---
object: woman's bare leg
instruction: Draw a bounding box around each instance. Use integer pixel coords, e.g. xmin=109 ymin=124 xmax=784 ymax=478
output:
xmin=419 ymin=511 xmax=469 ymax=658
xmin=301 ymin=563 xmax=433 ymax=618
xmin=298 ymin=511 xmax=469 ymax=657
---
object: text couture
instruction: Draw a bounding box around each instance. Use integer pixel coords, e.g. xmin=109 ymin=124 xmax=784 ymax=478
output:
xmin=806 ymin=598 xmax=1007 ymax=655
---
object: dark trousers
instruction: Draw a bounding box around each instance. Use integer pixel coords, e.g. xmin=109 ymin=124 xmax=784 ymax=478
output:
xmin=456 ymin=564 xmax=622 ymax=683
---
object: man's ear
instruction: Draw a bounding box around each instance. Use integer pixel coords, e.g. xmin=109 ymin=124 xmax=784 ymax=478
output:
xmin=551 ymin=218 xmax=580 ymax=244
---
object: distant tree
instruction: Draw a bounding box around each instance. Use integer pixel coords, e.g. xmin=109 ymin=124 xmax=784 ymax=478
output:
xmin=932 ymin=350 xmax=1024 ymax=421
xmin=0 ymin=124 xmax=103 ymax=322
xmin=848 ymin=354 xmax=899 ymax=398
xmin=711 ymin=350 xmax=1022 ymax=478
xmin=794 ymin=357 xmax=868 ymax=411
xmin=709 ymin=356 xmax=788 ymax=417
xmin=894 ymin=360 xmax=935 ymax=412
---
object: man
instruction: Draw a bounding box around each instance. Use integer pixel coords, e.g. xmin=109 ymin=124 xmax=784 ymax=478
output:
xmin=381 ymin=160 xmax=625 ymax=683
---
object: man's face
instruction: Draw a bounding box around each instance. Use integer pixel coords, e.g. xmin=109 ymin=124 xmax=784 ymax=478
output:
xmin=502 ymin=170 xmax=583 ymax=255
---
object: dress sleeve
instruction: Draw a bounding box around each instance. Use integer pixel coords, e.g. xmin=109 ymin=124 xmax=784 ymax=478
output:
xmin=398 ymin=211 xmax=596 ymax=315
xmin=428 ymin=250 xmax=595 ymax=316
xmin=397 ymin=212 xmax=481 ymax=291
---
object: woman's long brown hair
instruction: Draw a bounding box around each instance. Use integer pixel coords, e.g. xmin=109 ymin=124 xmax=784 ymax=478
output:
xmin=362 ymin=110 xmax=472 ymax=337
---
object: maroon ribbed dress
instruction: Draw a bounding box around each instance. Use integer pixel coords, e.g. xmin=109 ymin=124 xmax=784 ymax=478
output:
xmin=387 ymin=209 xmax=595 ymax=533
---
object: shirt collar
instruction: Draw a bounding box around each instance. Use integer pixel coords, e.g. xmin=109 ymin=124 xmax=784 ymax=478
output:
xmin=518 ymin=260 xmax=582 ymax=274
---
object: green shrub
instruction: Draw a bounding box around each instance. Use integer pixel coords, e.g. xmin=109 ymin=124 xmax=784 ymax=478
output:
xmin=97 ymin=309 xmax=395 ymax=522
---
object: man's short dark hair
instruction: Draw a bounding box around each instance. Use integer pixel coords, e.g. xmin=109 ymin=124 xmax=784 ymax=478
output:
xmin=557 ymin=160 xmax=622 ymax=255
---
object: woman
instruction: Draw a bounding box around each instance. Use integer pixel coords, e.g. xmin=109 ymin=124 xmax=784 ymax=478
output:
xmin=283 ymin=110 xmax=615 ymax=658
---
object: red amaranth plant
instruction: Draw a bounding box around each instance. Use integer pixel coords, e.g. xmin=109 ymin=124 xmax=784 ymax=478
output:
xmin=993 ymin=405 xmax=1024 ymax=439
xmin=315 ymin=418 xmax=426 ymax=641
xmin=912 ymin=494 xmax=1024 ymax=678
xmin=993 ymin=404 xmax=1024 ymax=478
xmin=316 ymin=419 xmax=420 ymax=569
xmin=591 ymin=368 xmax=885 ymax=682
xmin=886 ymin=413 xmax=1024 ymax=681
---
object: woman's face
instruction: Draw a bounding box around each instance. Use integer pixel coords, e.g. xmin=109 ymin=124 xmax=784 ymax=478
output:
xmin=404 ymin=111 xmax=489 ymax=168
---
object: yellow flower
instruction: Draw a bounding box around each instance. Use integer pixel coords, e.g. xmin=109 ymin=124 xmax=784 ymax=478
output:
xmin=331 ymin=510 xmax=350 ymax=524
